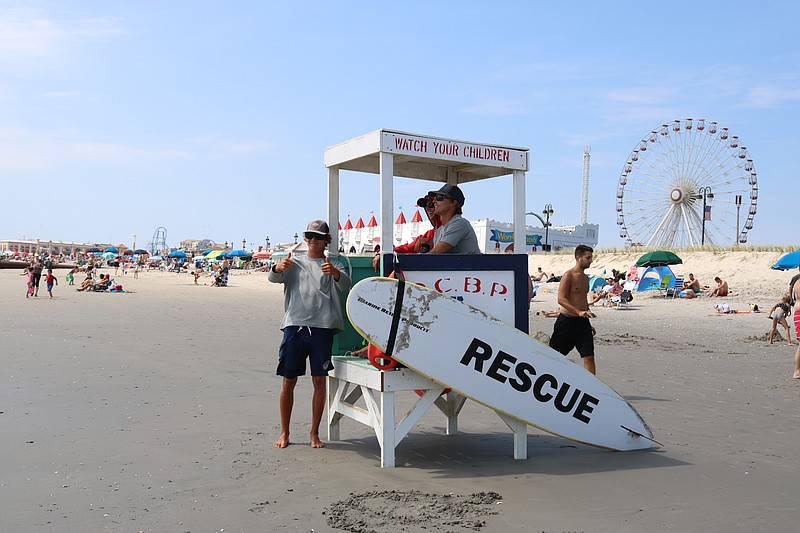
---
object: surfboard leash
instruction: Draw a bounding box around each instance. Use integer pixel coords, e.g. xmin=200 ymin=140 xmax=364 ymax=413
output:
xmin=384 ymin=253 xmax=406 ymax=358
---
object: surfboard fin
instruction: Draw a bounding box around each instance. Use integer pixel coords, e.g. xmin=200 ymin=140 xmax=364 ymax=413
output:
xmin=620 ymin=425 xmax=662 ymax=447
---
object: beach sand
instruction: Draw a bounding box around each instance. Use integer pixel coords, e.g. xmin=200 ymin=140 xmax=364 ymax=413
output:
xmin=2 ymin=250 xmax=799 ymax=532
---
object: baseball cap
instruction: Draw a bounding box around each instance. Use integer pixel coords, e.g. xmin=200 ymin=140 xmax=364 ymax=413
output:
xmin=305 ymin=219 xmax=330 ymax=235
xmin=428 ymin=183 xmax=465 ymax=207
xmin=416 ymin=194 xmax=434 ymax=208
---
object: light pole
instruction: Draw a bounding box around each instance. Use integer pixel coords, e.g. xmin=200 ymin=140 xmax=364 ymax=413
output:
xmin=542 ymin=204 xmax=554 ymax=251
xmin=266 ymin=237 xmax=270 ymax=250
xmin=735 ymin=194 xmax=742 ymax=244
xmin=242 ymin=239 xmax=246 ymax=251
xmin=525 ymin=211 xmax=547 ymax=252
xmin=696 ymin=187 xmax=714 ymax=246
xmin=293 ymin=233 xmax=298 ymax=244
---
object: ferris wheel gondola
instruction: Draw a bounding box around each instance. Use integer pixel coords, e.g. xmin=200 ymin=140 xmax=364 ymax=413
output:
xmin=616 ymin=118 xmax=758 ymax=247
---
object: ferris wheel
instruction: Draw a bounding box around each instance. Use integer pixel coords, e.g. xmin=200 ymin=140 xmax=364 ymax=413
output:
xmin=616 ymin=118 xmax=758 ymax=247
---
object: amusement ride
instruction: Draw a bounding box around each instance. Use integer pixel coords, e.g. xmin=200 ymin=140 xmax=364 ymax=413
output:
xmin=616 ymin=118 xmax=758 ymax=247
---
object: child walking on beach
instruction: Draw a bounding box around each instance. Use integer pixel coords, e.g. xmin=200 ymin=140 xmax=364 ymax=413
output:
xmin=45 ymin=269 xmax=58 ymax=299
xmin=66 ymin=267 xmax=76 ymax=285
xmin=23 ymin=267 xmax=34 ymax=298
xmin=768 ymin=294 xmax=794 ymax=345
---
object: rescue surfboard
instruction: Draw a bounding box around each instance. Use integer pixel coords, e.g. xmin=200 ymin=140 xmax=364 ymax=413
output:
xmin=346 ymin=277 xmax=656 ymax=451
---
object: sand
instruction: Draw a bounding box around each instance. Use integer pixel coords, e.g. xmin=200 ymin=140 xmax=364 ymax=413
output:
xmin=2 ymin=250 xmax=799 ymax=532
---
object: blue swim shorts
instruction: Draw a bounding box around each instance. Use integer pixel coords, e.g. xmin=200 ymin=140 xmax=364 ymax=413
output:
xmin=277 ymin=326 xmax=334 ymax=378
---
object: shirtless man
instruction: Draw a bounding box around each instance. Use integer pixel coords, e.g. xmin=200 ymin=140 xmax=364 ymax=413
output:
xmin=708 ymin=277 xmax=729 ymax=297
xmin=549 ymin=245 xmax=597 ymax=375
xmin=679 ymin=273 xmax=701 ymax=298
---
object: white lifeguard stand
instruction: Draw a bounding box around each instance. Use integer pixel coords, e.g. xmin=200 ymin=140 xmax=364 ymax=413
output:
xmin=324 ymin=129 xmax=530 ymax=258
xmin=324 ymin=129 xmax=532 ymax=467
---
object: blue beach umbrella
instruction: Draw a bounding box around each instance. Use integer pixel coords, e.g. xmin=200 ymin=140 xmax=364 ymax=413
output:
xmin=772 ymin=250 xmax=800 ymax=271
xmin=227 ymin=249 xmax=250 ymax=257
xmin=102 ymin=252 xmax=116 ymax=259
xmin=167 ymin=250 xmax=186 ymax=258
xmin=105 ymin=247 xmax=118 ymax=253
xmin=201 ymin=249 xmax=213 ymax=256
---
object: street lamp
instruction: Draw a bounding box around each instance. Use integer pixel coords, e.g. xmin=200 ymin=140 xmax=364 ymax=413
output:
xmin=293 ymin=233 xmax=298 ymax=244
xmin=542 ymin=204 xmax=554 ymax=251
xmin=695 ymin=187 xmax=714 ymax=245
xmin=242 ymin=239 xmax=246 ymax=251
xmin=266 ymin=236 xmax=270 ymax=250
xmin=735 ymin=194 xmax=742 ymax=244
xmin=224 ymin=241 xmax=228 ymax=250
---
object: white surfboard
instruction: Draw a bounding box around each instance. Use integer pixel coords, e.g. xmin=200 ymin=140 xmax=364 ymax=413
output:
xmin=346 ymin=277 xmax=656 ymax=451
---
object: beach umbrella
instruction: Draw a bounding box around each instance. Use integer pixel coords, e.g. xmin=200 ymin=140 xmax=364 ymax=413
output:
xmin=121 ymin=249 xmax=133 ymax=255
xmin=134 ymin=249 xmax=149 ymax=255
xmin=86 ymin=247 xmax=102 ymax=253
xmin=227 ymin=249 xmax=250 ymax=257
xmin=771 ymin=250 xmax=800 ymax=271
xmin=201 ymin=249 xmax=213 ymax=256
xmin=635 ymin=250 xmax=682 ymax=268
xmin=271 ymin=251 xmax=289 ymax=259
xmin=102 ymin=252 xmax=116 ymax=259
xmin=167 ymin=250 xmax=186 ymax=258
xmin=252 ymin=251 xmax=271 ymax=259
xmin=206 ymin=250 xmax=225 ymax=259
xmin=105 ymin=247 xmax=118 ymax=253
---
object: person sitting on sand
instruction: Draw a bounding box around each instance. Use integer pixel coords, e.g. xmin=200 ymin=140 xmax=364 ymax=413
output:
xmin=93 ymin=274 xmax=112 ymax=291
xmin=76 ymin=272 xmax=95 ymax=292
xmin=531 ymin=267 xmax=546 ymax=282
xmin=679 ymin=273 xmax=701 ymax=298
xmin=768 ymin=294 xmax=794 ymax=345
xmin=707 ymin=277 xmax=729 ymax=297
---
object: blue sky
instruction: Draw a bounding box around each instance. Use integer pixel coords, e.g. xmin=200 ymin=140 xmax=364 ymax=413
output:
xmin=2 ymin=1 xmax=798 ymax=249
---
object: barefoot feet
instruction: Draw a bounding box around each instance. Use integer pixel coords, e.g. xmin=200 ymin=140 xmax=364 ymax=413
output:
xmin=274 ymin=433 xmax=290 ymax=448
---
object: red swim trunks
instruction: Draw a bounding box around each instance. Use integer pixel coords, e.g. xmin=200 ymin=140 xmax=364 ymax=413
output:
xmin=795 ymin=311 xmax=800 ymax=342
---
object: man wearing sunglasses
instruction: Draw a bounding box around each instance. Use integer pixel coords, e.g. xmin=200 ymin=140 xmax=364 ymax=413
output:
xmin=427 ymin=184 xmax=480 ymax=254
xmin=268 ymin=219 xmax=352 ymax=449
xmin=371 ymin=193 xmax=443 ymax=271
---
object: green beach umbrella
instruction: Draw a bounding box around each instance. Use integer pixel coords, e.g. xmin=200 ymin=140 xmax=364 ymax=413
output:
xmin=635 ymin=250 xmax=682 ymax=268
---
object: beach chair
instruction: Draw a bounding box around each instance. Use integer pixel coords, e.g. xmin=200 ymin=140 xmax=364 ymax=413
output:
xmin=655 ymin=274 xmax=673 ymax=297
xmin=612 ymin=281 xmax=636 ymax=310
xmin=666 ymin=276 xmax=684 ymax=298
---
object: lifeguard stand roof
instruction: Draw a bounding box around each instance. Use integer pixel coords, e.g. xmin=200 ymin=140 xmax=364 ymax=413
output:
xmin=324 ymin=129 xmax=528 ymax=183
xmin=323 ymin=129 xmax=530 ymax=255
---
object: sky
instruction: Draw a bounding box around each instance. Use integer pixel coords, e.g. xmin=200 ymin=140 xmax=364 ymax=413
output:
xmin=2 ymin=1 xmax=799 ymax=250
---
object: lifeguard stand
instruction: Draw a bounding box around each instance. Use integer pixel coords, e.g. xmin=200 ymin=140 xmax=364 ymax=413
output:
xmin=323 ymin=129 xmax=532 ymax=467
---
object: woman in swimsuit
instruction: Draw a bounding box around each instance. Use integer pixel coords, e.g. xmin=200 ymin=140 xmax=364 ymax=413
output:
xmin=768 ymin=294 xmax=793 ymax=345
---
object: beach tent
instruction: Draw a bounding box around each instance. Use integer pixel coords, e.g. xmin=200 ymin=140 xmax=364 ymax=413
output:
xmin=772 ymin=250 xmax=800 ymax=270
xmin=636 ymin=265 xmax=675 ymax=292
xmin=588 ymin=276 xmax=606 ymax=293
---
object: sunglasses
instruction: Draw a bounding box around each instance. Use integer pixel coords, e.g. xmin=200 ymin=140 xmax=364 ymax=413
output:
xmin=433 ymin=193 xmax=451 ymax=202
xmin=304 ymin=233 xmax=327 ymax=241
